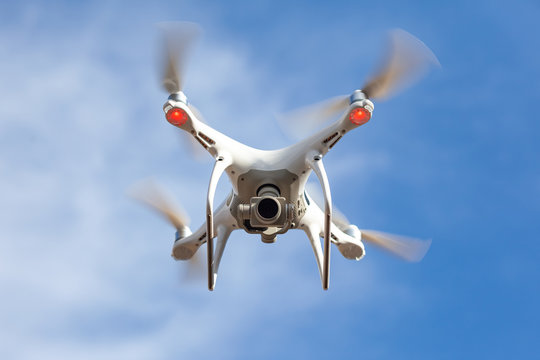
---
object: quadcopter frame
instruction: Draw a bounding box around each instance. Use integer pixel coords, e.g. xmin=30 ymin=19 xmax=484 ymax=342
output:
xmin=163 ymin=90 xmax=374 ymax=291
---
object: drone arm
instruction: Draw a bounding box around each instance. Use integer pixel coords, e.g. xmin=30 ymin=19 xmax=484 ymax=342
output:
xmin=278 ymin=98 xmax=374 ymax=176
xmin=164 ymin=98 xmax=252 ymax=161
xmin=306 ymin=153 xmax=332 ymax=290
xmin=206 ymin=156 xmax=232 ymax=291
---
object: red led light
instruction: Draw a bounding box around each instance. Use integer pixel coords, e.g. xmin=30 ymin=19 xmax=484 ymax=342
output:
xmin=349 ymin=107 xmax=371 ymax=125
xmin=166 ymin=107 xmax=188 ymax=126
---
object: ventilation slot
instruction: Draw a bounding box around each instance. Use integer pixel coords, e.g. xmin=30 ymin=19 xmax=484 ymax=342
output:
xmin=323 ymin=132 xmax=339 ymax=144
xmin=198 ymin=132 xmax=216 ymax=145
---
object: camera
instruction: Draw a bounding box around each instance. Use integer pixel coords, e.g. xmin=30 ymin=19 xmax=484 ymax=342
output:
xmin=249 ymin=196 xmax=290 ymax=227
xmin=237 ymin=184 xmax=294 ymax=229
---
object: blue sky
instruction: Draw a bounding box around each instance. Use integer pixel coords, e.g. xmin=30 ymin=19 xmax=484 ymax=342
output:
xmin=0 ymin=0 xmax=538 ymax=359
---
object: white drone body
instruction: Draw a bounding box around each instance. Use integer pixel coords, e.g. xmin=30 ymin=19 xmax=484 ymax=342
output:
xmin=133 ymin=23 xmax=437 ymax=291
xmin=164 ymin=90 xmax=373 ymax=290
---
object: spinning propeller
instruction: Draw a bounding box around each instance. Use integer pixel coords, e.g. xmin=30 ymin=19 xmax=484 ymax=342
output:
xmin=160 ymin=21 xmax=201 ymax=95
xmin=334 ymin=212 xmax=431 ymax=263
xmin=279 ymin=29 xmax=440 ymax=136
xmin=362 ymin=29 xmax=440 ymax=100
xmin=306 ymin=183 xmax=431 ymax=262
xmin=128 ymin=179 xmax=205 ymax=280
xmin=128 ymin=178 xmax=190 ymax=231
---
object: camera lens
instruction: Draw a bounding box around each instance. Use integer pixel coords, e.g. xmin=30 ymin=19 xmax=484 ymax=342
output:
xmin=257 ymin=198 xmax=280 ymax=220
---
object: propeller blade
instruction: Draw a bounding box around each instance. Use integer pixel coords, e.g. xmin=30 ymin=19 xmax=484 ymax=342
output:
xmin=362 ymin=29 xmax=440 ymax=100
xmin=305 ymin=184 xmax=431 ymax=261
xmin=276 ymin=29 xmax=438 ymax=139
xmin=128 ymin=178 xmax=190 ymax=230
xmin=130 ymin=180 xmax=204 ymax=283
xmin=159 ymin=21 xmax=201 ymax=94
xmin=360 ymin=229 xmax=431 ymax=262
xmin=277 ymin=95 xmax=349 ymax=139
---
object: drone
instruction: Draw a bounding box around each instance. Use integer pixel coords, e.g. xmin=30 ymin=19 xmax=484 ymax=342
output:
xmin=132 ymin=22 xmax=438 ymax=291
